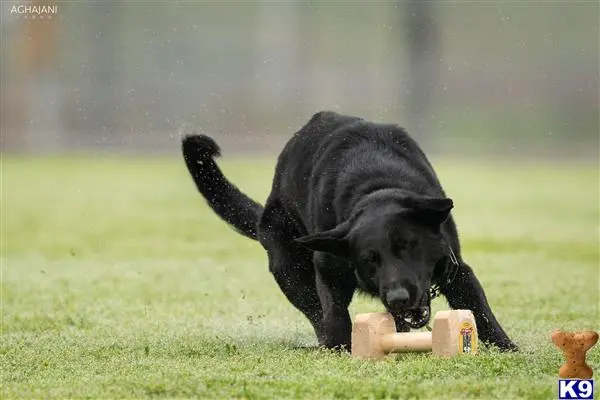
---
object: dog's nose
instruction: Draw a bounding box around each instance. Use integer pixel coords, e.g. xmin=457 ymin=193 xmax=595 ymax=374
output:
xmin=386 ymin=287 xmax=410 ymax=310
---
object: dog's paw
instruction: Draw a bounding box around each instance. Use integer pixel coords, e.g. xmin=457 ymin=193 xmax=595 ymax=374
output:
xmin=488 ymin=339 xmax=520 ymax=353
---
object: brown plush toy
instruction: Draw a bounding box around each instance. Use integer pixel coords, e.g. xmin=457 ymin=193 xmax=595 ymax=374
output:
xmin=551 ymin=329 xmax=599 ymax=379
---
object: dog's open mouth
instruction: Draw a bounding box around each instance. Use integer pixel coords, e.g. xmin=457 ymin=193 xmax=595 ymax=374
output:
xmin=398 ymin=305 xmax=431 ymax=329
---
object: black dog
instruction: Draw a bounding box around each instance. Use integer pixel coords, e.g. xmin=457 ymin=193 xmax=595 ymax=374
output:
xmin=182 ymin=111 xmax=517 ymax=352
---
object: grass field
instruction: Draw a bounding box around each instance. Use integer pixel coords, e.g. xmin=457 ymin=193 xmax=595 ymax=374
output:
xmin=2 ymin=154 xmax=599 ymax=399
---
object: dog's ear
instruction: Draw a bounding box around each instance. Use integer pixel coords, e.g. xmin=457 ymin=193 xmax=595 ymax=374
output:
xmin=403 ymin=196 xmax=454 ymax=229
xmin=294 ymin=222 xmax=351 ymax=259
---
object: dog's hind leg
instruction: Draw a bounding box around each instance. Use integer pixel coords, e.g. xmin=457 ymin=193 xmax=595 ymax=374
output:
xmin=267 ymin=249 xmax=325 ymax=343
xmin=258 ymin=201 xmax=325 ymax=345
xmin=441 ymin=261 xmax=518 ymax=352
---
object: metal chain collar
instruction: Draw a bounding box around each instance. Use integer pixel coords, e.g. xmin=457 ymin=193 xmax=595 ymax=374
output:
xmin=429 ymin=246 xmax=460 ymax=300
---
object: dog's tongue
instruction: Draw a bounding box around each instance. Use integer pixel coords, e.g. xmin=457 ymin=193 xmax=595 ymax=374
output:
xmin=402 ymin=306 xmax=431 ymax=329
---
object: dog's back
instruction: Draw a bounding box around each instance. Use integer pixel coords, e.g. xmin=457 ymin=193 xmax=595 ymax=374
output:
xmin=269 ymin=111 xmax=446 ymax=232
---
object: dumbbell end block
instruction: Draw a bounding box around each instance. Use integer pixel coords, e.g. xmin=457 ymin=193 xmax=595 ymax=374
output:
xmin=431 ymin=309 xmax=478 ymax=357
xmin=351 ymin=312 xmax=395 ymax=360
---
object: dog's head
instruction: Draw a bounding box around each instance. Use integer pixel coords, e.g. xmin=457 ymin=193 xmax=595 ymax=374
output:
xmin=295 ymin=190 xmax=454 ymax=329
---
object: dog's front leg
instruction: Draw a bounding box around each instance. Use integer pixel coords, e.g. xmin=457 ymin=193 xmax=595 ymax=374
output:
xmin=314 ymin=252 xmax=357 ymax=351
xmin=441 ymin=261 xmax=518 ymax=352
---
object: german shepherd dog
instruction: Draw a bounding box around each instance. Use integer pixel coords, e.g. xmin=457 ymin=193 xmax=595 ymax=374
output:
xmin=181 ymin=111 xmax=517 ymax=352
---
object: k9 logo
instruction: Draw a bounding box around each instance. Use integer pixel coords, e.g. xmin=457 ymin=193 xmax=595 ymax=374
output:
xmin=558 ymin=380 xmax=594 ymax=400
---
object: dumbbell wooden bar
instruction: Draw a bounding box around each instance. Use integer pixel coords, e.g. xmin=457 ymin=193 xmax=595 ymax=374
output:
xmin=351 ymin=310 xmax=478 ymax=360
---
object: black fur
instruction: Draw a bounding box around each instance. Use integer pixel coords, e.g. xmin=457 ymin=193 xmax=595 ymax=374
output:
xmin=182 ymin=111 xmax=518 ymax=352
xmin=182 ymin=134 xmax=262 ymax=240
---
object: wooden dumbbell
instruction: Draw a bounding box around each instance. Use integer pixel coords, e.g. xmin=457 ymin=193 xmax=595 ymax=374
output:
xmin=351 ymin=310 xmax=478 ymax=360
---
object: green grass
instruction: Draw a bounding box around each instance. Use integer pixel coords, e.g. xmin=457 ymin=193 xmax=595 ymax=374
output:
xmin=1 ymin=154 xmax=599 ymax=399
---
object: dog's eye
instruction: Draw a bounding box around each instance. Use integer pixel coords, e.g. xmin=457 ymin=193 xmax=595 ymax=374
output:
xmin=365 ymin=251 xmax=381 ymax=265
xmin=394 ymin=240 xmax=417 ymax=253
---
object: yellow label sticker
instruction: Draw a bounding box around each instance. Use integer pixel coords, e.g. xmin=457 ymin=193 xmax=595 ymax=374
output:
xmin=458 ymin=321 xmax=478 ymax=354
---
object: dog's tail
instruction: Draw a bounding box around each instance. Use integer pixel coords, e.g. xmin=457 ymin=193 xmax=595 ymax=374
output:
xmin=181 ymin=134 xmax=263 ymax=241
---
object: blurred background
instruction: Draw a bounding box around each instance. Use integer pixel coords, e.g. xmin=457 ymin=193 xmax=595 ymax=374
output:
xmin=1 ymin=0 xmax=598 ymax=159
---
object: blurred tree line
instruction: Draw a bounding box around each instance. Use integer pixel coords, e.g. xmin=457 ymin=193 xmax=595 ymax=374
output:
xmin=1 ymin=1 xmax=597 ymax=158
